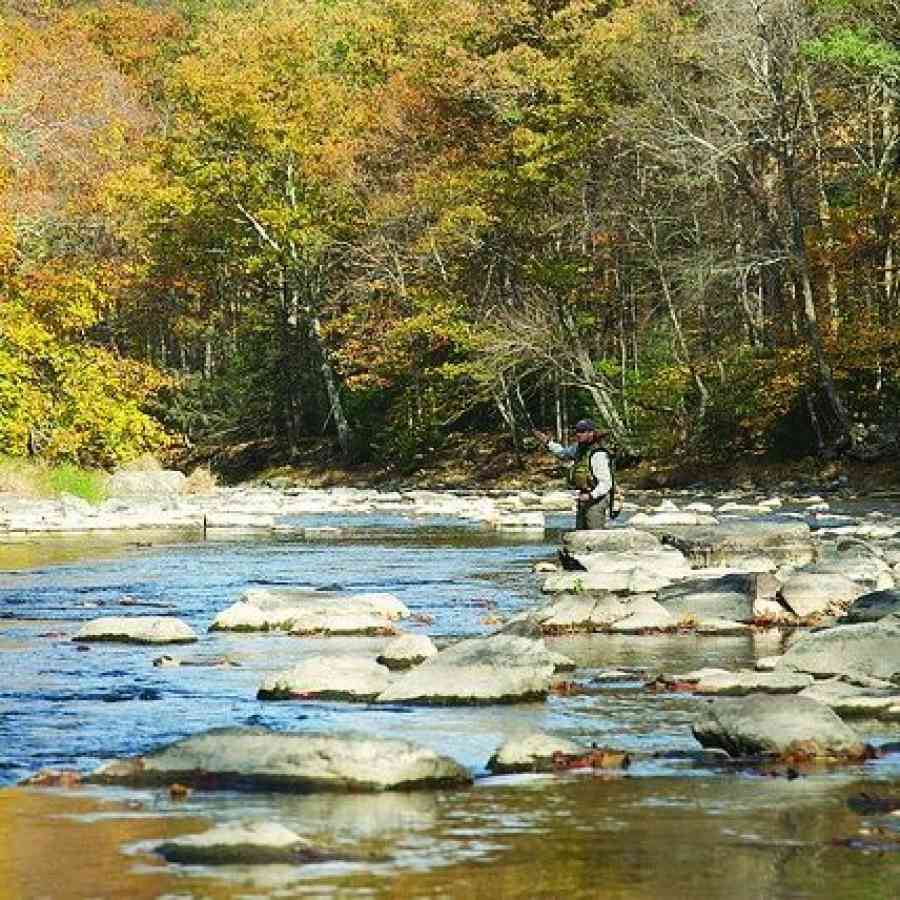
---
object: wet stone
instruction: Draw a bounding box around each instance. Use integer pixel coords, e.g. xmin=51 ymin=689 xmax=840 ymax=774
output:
xmin=88 ymin=727 xmax=472 ymax=792
xmin=154 ymin=822 xmax=337 ymax=866
xmin=692 ymin=695 xmax=869 ymax=759
xmin=73 ymin=616 xmax=197 ymax=645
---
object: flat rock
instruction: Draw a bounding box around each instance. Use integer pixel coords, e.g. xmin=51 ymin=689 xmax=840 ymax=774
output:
xmin=534 ymin=594 xmax=629 ymax=632
xmin=375 ymin=633 xmax=557 ymax=705
xmin=799 ymin=680 xmax=900 ymax=719
xmin=693 ymin=670 xmax=813 ymax=696
xmin=289 ymin=613 xmax=399 ymax=637
xmin=257 ymin=656 xmax=392 ymax=701
xmin=608 ymin=596 xmax=675 ymax=633
xmin=659 ymin=522 xmax=815 ymax=568
xmin=542 ymin=570 xmax=672 ymax=594
xmin=155 ymin=822 xmax=330 ymax=866
xmin=486 ymin=732 xmax=586 ymax=774
xmin=692 ymin=695 xmax=868 ymax=758
xmin=562 ymin=548 xmax=690 ymax=578
xmin=210 ymin=588 xmax=408 ymax=633
xmin=806 ymin=558 xmax=894 ymax=590
xmin=561 ymin=528 xmax=661 ymax=554
xmin=630 ymin=512 xmax=719 ymax=527
xmin=779 ymin=573 xmax=865 ymax=619
xmin=776 ymin=618 xmax=900 ymax=681
xmin=376 ymin=634 xmax=438 ymax=670
xmin=73 ymin=616 xmax=197 ymax=644
xmin=89 ymin=727 xmax=472 ymax=791
xmin=656 ymin=574 xmax=759 ymax=624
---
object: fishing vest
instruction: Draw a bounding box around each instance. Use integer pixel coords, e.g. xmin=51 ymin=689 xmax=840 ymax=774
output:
xmin=568 ymin=446 xmax=609 ymax=492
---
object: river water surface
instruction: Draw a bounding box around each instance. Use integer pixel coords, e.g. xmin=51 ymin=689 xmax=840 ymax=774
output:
xmin=1 ymin=503 xmax=899 ymax=898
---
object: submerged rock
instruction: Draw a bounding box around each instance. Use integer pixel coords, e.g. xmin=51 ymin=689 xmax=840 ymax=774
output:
xmin=88 ymin=727 xmax=472 ymax=792
xmin=258 ymin=656 xmax=392 ymax=701
xmin=155 ymin=822 xmax=332 ymax=866
xmin=692 ymin=695 xmax=869 ymax=758
xmin=375 ymin=633 xmax=558 ymax=705
xmin=73 ymin=616 xmax=197 ymax=645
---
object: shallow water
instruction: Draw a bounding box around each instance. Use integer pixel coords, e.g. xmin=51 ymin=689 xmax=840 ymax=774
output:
xmin=1 ymin=502 xmax=899 ymax=897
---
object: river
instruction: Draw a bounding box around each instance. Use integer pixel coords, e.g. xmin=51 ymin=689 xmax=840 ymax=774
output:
xmin=1 ymin=500 xmax=899 ymax=898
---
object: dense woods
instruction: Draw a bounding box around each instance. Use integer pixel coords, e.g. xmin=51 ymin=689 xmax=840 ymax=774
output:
xmin=1 ymin=0 xmax=898 ymax=470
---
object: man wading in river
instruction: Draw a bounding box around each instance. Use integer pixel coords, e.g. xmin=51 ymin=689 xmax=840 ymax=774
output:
xmin=533 ymin=420 xmax=614 ymax=530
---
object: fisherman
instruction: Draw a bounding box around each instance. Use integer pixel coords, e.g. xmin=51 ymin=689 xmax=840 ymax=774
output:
xmin=533 ymin=419 xmax=614 ymax=530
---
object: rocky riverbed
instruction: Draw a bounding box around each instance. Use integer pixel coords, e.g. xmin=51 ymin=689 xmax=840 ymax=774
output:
xmin=2 ymin=476 xmax=900 ymax=897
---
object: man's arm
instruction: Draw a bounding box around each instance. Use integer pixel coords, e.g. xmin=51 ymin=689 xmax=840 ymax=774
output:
xmin=533 ymin=430 xmax=576 ymax=461
xmin=588 ymin=450 xmax=613 ymax=499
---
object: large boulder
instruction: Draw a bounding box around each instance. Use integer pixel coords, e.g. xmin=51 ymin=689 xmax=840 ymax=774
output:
xmin=88 ymin=727 xmax=472 ymax=791
xmin=775 ymin=618 xmax=900 ymax=681
xmin=692 ymin=695 xmax=868 ymax=758
xmin=375 ymin=633 xmax=557 ymax=705
xmin=73 ymin=616 xmax=197 ymax=644
xmin=257 ymin=656 xmax=392 ymax=701
xmin=842 ymin=589 xmax=900 ymax=624
xmin=659 ymin=522 xmax=815 ymax=568
xmin=778 ymin=573 xmax=865 ymax=619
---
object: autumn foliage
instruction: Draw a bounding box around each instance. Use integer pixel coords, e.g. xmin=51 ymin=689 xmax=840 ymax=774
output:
xmin=1 ymin=0 xmax=898 ymax=468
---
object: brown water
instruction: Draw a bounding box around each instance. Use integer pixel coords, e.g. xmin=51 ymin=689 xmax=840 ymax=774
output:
xmin=2 ymin=774 xmax=899 ymax=899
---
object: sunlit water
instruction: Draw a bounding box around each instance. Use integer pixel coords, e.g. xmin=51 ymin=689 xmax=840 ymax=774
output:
xmin=1 ymin=499 xmax=899 ymax=898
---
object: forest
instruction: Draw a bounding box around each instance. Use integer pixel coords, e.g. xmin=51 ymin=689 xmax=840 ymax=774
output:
xmin=1 ymin=0 xmax=898 ymax=472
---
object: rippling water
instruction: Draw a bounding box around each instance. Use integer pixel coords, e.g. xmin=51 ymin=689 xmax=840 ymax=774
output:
xmin=1 ymin=502 xmax=899 ymax=898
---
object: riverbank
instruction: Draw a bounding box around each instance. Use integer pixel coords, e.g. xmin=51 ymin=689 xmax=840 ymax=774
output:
xmin=194 ymin=432 xmax=900 ymax=495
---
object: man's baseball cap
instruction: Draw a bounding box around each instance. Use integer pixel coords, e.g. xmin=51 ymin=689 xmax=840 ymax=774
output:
xmin=574 ymin=419 xmax=597 ymax=433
